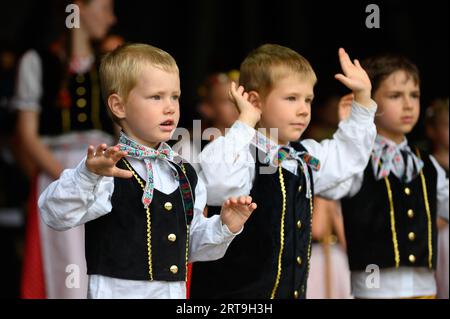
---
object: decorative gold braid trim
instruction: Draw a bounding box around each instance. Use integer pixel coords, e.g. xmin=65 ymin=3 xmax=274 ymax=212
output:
xmin=270 ymin=165 xmax=287 ymax=299
xmin=180 ymin=163 xmax=190 ymax=281
xmin=122 ymin=159 xmax=154 ymax=280
xmin=305 ymin=187 xmax=314 ymax=294
xmin=383 ymin=176 xmax=401 ymax=268
xmin=415 ymin=149 xmax=433 ymax=269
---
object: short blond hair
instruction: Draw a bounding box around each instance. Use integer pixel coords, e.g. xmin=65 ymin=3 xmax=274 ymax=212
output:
xmin=239 ymin=44 xmax=317 ymax=97
xmin=100 ymin=43 xmax=178 ymax=105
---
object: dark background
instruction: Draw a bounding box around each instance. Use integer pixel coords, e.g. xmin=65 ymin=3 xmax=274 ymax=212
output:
xmin=1 ymin=0 xmax=448 ymax=138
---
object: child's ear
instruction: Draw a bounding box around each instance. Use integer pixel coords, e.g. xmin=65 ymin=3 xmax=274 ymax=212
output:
xmin=108 ymin=94 xmax=126 ymax=120
xmin=248 ymin=91 xmax=262 ymax=109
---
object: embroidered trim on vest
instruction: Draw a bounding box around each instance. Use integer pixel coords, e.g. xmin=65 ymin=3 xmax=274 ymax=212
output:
xmin=383 ymin=175 xmax=401 ymax=268
xmin=270 ymin=165 xmax=287 ymax=299
xmin=180 ymin=164 xmax=191 ymax=281
xmin=416 ymin=149 xmax=433 ymax=269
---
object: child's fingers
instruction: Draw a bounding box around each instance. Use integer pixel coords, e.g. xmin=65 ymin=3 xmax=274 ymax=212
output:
xmin=112 ymin=150 xmax=128 ymax=163
xmin=95 ymin=144 xmax=107 ymax=156
xmin=113 ymin=168 xmax=133 ymax=179
xmin=104 ymin=146 xmax=118 ymax=158
xmin=354 ymin=59 xmax=362 ymax=69
xmin=249 ymin=203 xmax=257 ymax=211
xmin=87 ymin=145 xmax=94 ymax=159
xmin=238 ymin=196 xmax=247 ymax=205
xmin=245 ymin=196 xmax=252 ymax=205
xmin=334 ymin=73 xmax=352 ymax=88
xmin=338 ymin=48 xmax=353 ymax=75
xmin=230 ymin=197 xmax=238 ymax=205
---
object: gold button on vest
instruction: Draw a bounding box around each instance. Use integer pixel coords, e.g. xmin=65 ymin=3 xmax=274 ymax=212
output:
xmin=408 ymin=232 xmax=416 ymax=241
xmin=168 ymin=234 xmax=177 ymax=242
xmin=164 ymin=202 xmax=173 ymax=211
xmin=404 ymin=187 xmax=411 ymax=196
xmin=294 ymin=290 xmax=299 ymax=299
xmin=409 ymin=254 xmax=416 ymax=263
xmin=296 ymin=256 xmax=302 ymax=266
xmin=298 ymin=185 xmax=302 ymax=193
xmin=296 ymin=220 xmax=302 ymax=229
xmin=170 ymin=265 xmax=178 ymax=274
xmin=407 ymin=209 xmax=414 ymax=218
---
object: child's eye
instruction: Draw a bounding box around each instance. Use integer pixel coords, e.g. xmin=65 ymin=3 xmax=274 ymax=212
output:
xmin=286 ymin=96 xmax=297 ymax=101
xmin=172 ymin=95 xmax=180 ymax=101
xmin=149 ymin=95 xmax=161 ymax=100
xmin=411 ymin=93 xmax=420 ymax=99
xmin=388 ymin=94 xmax=400 ymax=99
xmin=305 ymin=98 xmax=313 ymax=104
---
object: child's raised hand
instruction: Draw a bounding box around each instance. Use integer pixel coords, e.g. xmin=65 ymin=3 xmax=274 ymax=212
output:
xmin=338 ymin=93 xmax=354 ymax=121
xmin=220 ymin=195 xmax=257 ymax=233
xmin=334 ymin=48 xmax=372 ymax=107
xmin=229 ymin=81 xmax=261 ymax=128
xmin=85 ymin=144 xmax=132 ymax=178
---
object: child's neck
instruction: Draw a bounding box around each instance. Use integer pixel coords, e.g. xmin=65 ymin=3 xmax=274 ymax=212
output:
xmin=255 ymin=123 xmax=290 ymax=146
xmin=71 ymin=28 xmax=93 ymax=59
xmin=377 ymin=129 xmax=405 ymax=145
xmin=121 ymin=130 xmax=160 ymax=149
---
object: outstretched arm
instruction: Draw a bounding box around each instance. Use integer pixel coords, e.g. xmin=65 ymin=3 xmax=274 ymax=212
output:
xmin=303 ymin=49 xmax=377 ymax=199
xmin=38 ymin=144 xmax=132 ymax=230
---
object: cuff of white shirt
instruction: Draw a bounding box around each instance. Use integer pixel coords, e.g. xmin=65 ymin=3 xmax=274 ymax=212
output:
xmin=226 ymin=120 xmax=256 ymax=149
xmin=347 ymin=99 xmax=377 ymax=125
xmin=74 ymin=158 xmax=104 ymax=189
xmin=221 ymin=222 xmax=244 ymax=237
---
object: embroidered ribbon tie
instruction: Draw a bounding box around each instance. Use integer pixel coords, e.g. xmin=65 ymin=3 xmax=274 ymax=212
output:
xmin=118 ymin=132 xmax=175 ymax=208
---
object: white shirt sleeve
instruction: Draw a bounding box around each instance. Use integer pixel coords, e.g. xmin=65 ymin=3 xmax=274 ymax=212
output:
xmin=302 ymin=100 xmax=377 ymax=199
xmin=429 ymin=155 xmax=449 ymax=221
xmin=188 ymin=175 xmax=241 ymax=262
xmin=38 ymin=158 xmax=114 ymax=231
xmin=199 ymin=121 xmax=256 ymax=206
xmin=11 ymin=50 xmax=43 ymax=112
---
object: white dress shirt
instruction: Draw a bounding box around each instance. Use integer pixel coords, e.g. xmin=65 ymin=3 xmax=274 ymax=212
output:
xmin=38 ymin=155 xmax=240 ymax=299
xmin=198 ymin=100 xmax=378 ymax=205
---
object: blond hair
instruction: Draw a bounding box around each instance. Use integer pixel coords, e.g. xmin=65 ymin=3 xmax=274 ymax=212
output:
xmin=239 ymin=44 xmax=317 ymax=97
xmin=100 ymin=43 xmax=178 ymax=107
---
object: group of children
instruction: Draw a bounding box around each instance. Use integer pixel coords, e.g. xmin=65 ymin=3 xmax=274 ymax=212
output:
xmin=37 ymin=41 xmax=448 ymax=299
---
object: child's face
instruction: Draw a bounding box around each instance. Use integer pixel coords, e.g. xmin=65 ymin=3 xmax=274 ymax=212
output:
xmin=122 ymin=64 xmax=180 ymax=148
xmin=374 ymin=70 xmax=420 ymax=142
xmin=259 ymin=74 xmax=314 ymax=145
xmin=79 ymin=0 xmax=116 ymax=40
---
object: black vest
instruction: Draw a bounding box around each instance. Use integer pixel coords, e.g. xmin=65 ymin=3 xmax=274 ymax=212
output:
xmin=85 ymin=159 xmax=198 ymax=281
xmin=190 ymin=142 xmax=314 ymax=299
xmin=341 ymin=148 xmax=438 ymax=271
xmin=37 ymin=50 xmax=114 ymax=136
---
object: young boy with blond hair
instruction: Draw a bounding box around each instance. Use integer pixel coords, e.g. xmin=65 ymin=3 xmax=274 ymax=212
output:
xmin=38 ymin=43 xmax=257 ymax=299
xmin=190 ymin=44 xmax=377 ymax=299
